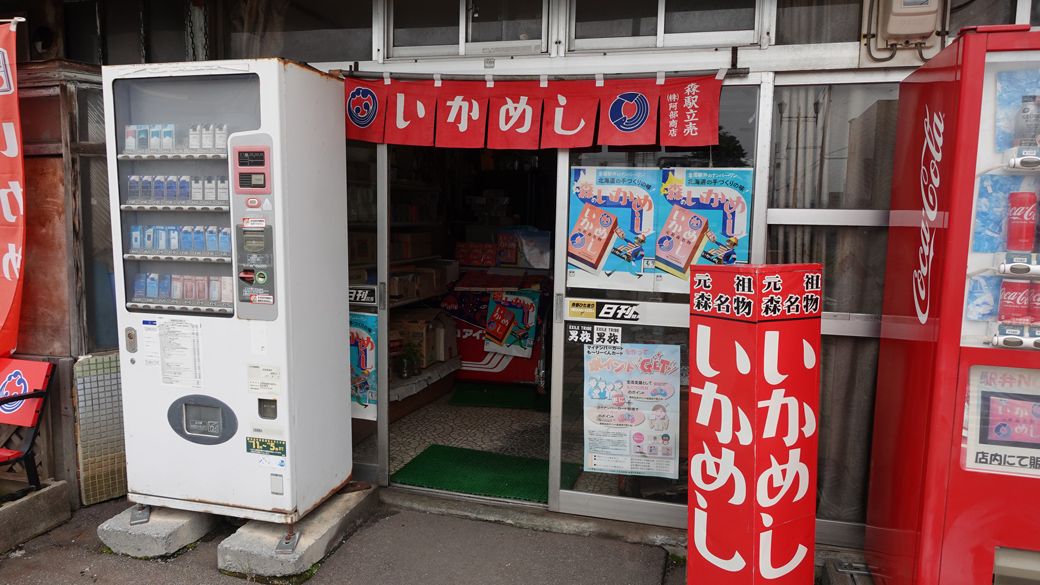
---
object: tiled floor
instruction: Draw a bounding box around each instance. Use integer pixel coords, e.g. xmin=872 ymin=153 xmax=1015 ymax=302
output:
xmin=354 ymin=392 xmax=620 ymax=497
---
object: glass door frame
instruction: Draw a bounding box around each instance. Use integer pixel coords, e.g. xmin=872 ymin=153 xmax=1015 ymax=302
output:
xmin=547 ymin=72 xmax=772 ymax=528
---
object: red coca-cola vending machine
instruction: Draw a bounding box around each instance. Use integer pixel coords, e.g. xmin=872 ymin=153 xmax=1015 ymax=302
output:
xmin=868 ymin=25 xmax=1040 ymax=585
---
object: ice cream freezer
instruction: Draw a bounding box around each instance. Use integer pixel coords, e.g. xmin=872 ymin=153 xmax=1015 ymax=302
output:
xmin=103 ymin=59 xmax=350 ymax=524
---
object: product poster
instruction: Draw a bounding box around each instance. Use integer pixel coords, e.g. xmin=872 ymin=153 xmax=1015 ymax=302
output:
xmin=655 ymin=168 xmax=753 ymax=293
xmin=965 ymin=364 xmax=1040 ymax=479
xmin=568 ymin=167 xmax=659 ymax=292
xmin=583 ymin=343 xmax=681 ymax=479
xmin=484 ymin=289 xmax=539 ymax=358
xmin=995 ymin=69 xmax=1040 ymax=152
xmin=349 ymin=312 xmax=378 ymax=420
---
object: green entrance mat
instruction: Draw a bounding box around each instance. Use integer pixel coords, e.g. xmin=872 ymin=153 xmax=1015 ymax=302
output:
xmin=391 ymin=444 xmax=581 ymax=504
xmin=449 ymin=382 xmax=547 ymax=411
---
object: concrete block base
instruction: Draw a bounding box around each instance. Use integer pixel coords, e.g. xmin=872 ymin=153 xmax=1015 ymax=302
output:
xmin=0 ymin=480 xmax=71 ymax=553
xmin=97 ymin=504 xmax=217 ymax=558
xmin=218 ymin=485 xmax=378 ymax=580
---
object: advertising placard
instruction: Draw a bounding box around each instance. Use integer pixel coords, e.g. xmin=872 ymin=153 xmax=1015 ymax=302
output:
xmin=349 ymin=312 xmax=377 ymax=420
xmin=582 ymin=343 xmax=681 ymax=479
xmin=567 ymin=167 xmax=659 ymax=292
xmin=656 ymin=168 xmax=753 ymax=293
xmin=965 ymin=364 xmax=1040 ymax=479
xmin=484 ymin=290 xmax=539 ymax=359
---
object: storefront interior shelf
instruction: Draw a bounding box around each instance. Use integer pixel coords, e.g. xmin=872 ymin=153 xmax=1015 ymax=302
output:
xmin=349 ymin=222 xmax=439 ymax=230
xmin=117 ymin=152 xmax=228 ymax=160
xmin=388 ymin=289 xmax=447 ymax=310
xmin=121 ymin=203 xmax=231 ymax=212
xmin=353 ymin=255 xmax=442 ymax=270
xmin=126 ymin=301 xmax=233 ymax=314
xmin=388 ymin=357 xmax=461 ymax=402
xmin=123 ymin=253 xmax=232 ymax=263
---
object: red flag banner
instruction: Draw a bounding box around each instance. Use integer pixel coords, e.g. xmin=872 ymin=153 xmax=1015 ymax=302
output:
xmin=345 ymin=77 xmax=388 ymax=143
xmin=435 ymin=81 xmax=489 ymax=149
xmin=539 ymin=80 xmax=599 ymax=149
xmin=0 ymin=357 xmax=53 ymax=428
xmin=596 ymin=80 xmax=660 ymax=146
xmin=659 ymin=76 xmax=723 ymax=147
xmin=344 ymin=75 xmax=723 ymax=150
xmin=383 ymin=80 xmax=438 ymax=147
xmin=486 ymin=81 xmax=543 ymax=150
xmin=0 ymin=22 xmax=25 ymax=356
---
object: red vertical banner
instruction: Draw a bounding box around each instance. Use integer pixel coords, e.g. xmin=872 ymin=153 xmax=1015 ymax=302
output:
xmin=435 ymin=81 xmax=489 ymax=149
xmin=0 ymin=22 xmax=24 ymax=356
xmin=659 ymin=76 xmax=723 ymax=147
xmin=486 ymin=81 xmax=543 ymax=150
xmin=344 ymin=78 xmax=388 ymax=143
xmin=688 ymin=264 xmax=822 ymax=585
xmin=383 ymin=80 xmax=438 ymax=147
xmin=539 ymin=80 xmax=599 ymax=149
xmin=596 ymin=80 xmax=659 ymax=146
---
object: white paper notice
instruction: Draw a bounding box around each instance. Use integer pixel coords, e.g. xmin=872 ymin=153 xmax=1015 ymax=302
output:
xmin=159 ymin=318 xmax=202 ymax=388
xmin=248 ymin=364 xmax=282 ymax=394
xmin=583 ymin=343 xmax=681 ymax=479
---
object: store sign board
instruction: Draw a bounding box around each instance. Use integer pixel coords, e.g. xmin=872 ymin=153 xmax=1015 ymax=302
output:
xmin=688 ymin=264 xmax=822 ymax=585
xmin=343 ymin=76 xmax=721 ymax=150
xmin=434 ymin=81 xmax=489 ymax=149
xmin=0 ymin=23 xmax=24 ymax=356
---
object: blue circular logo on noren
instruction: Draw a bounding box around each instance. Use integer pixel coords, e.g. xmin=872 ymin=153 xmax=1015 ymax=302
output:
xmin=0 ymin=370 xmax=29 ymax=415
xmin=347 ymin=87 xmax=379 ymax=129
xmin=608 ymin=92 xmax=650 ymax=133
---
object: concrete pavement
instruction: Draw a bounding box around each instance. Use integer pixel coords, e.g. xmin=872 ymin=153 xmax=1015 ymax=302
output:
xmin=0 ymin=498 xmax=683 ymax=584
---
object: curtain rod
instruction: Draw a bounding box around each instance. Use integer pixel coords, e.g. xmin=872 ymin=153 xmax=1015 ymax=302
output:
xmin=329 ymin=66 xmax=749 ymax=82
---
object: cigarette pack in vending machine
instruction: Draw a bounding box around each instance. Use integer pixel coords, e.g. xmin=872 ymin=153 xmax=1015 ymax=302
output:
xmin=868 ymin=26 xmax=1040 ymax=585
xmin=104 ymin=59 xmax=349 ymax=523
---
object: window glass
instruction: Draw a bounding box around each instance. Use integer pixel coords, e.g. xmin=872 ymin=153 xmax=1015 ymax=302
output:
xmin=950 ymin=0 xmax=1015 ymax=39
xmin=393 ymin=0 xmax=459 ymax=47
xmin=664 ymin=0 xmax=755 ymax=34
xmin=468 ymin=0 xmax=543 ymax=42
xmin=573 ymin=0 xmax=656 ymax=39
xmin=770 ymin=84 xmax=899 ymax=209
xmin=767 ymin=226 xmax=888 ymax=314
xmin=776 ymin=0 xmax=860 ymax=44
xmin=226 ymin=0 xmax=372 ymax=61
xmin=817 ymin=335 xmax=879 ymax=523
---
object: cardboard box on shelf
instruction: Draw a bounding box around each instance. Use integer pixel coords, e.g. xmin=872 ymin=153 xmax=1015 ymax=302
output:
xmin=424 ymin=259 xmax=460 ymax=288
xmin=431 ymin=312 xmax=458 ymax=362
xmin=392 ymin=308 xmax=442 ymax=369
xmin=413 ymin=267 xmax=439 ymax=299
xmin=388 ymin=272 xmax=417 ymax=300
xmin=350 ymin=232 xmax=377 ymax=264
xmin=456 ymin=242 xmax=497 ymax=267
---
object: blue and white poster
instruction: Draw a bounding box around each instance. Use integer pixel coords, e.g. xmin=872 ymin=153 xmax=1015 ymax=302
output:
xmin=583 ymin=343 xmax=681 ymax=479
xmin=567 ymin=167 xmax=660 ymax=292
xmin=996 ymin=69 xmax=1040 ymax=152
xmin=655 ymin=168 xmax=753 ymax=293
xmin=350 ymin=312 xmax=378 ymax=420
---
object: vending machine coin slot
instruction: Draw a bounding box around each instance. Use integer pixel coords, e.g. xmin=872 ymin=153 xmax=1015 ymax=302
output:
xmin=258 ymin=398 xmax=277 ymax=420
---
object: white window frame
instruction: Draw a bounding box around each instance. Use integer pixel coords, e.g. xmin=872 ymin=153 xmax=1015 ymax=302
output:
xmin=386 ymin=0 xmax=549 ymax=58
xmin=567 ymin=0 xmax=763 ymax=53
xmin=761 ymin=70 xmax=910 ymax=339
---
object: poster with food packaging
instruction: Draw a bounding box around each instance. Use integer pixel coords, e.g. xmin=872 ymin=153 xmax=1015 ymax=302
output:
xmin=568 ymin=167 xmax=659 ymax=292
xmin=484 ymin=290 xmax=539 ymax=359
xmin=349 ymin=312 xmax=378 ymax=420
xmin=583 ymin=343 xmax=681 ymax=479
xmin=655 ymin=168 xmax=753 ymax=293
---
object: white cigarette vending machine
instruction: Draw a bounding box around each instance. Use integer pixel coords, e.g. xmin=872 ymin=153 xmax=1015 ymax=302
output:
xmin=103 ymin=59 xmax=350 ymax=524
